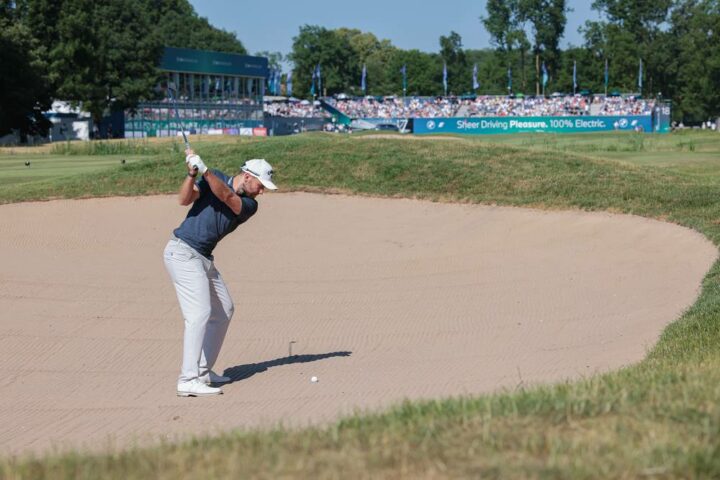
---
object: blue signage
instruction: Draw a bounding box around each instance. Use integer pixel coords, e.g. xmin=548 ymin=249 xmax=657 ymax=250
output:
xmin=413 ymin=115 xmax=655 ymax=135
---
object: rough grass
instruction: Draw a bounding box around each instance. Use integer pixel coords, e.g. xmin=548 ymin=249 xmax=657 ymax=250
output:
xmin=2 ymin=130 xmax=720 ymax=479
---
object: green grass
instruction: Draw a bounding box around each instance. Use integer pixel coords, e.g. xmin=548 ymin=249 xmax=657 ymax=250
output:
xmin=2 ymin=131 xmax=720 ymax=478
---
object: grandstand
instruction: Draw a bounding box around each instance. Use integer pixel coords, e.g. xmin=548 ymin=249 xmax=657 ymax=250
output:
xmin=266 ymin=94 xmax=671 ymax=134
xmin=124 ymin=47 xmax=269 ymax=138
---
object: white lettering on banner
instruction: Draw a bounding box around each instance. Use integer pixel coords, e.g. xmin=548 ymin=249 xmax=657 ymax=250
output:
xmin=575 ymin=119 xmax=606 ymax=129
xmin=480 ymin=120 xmax=509 ymax=130
xmin=176 ymin=56 xmax=199 ymax=64
xmin=509 ymin=120 xmax=548 ymax=129
xmin=457 ymin=120 xmax=480 ymax=130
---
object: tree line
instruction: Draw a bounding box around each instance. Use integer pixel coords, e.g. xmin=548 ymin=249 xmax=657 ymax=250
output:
xmin=1 ymin=0 xmax=246 ymax=139
xmin=288 ymin=0 xmax=720 ymax=123
xmin=2 ymin=0 xmax=719 ymax=140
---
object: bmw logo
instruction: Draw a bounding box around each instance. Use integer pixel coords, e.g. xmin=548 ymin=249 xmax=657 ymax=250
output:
xmin=619 ymin=118 xmax=629 ymax=128
xmin=427 ymin=120 xmax=436 ymax=130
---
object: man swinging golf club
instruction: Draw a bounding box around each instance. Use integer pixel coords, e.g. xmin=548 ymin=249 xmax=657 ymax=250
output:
xmin=164 ymin=150 xmax=277 ymax=397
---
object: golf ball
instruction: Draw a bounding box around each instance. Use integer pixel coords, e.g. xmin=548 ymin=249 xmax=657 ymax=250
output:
xmin=310 ymin=376 xmax=318 ymax=383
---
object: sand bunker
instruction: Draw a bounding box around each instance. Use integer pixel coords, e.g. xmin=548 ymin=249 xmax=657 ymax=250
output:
xmin=0 ymin=193 xmax=716 ymax=456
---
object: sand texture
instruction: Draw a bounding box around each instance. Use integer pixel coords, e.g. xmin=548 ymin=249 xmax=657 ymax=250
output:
xmin=0 ymin=193 xmax=716 ymax=455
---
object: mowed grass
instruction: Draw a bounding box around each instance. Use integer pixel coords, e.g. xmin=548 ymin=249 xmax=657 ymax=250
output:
xmin=2 ymin=131 xmax=720 ymax=478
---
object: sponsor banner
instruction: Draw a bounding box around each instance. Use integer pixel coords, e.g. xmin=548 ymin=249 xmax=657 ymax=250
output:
xmin=239 ymin=128 xmax=253 ymax=136
xmin=160 ymin=47 xmax=268 ymax=78
xmin=357 ymin=118 xmax=406 ymax=125
xmin=124 ymin=119 xmax=261 ymax=137
xmin=414 ymin=115 xmax=654 ymax=135
xmin=252 ymin=127 xmax=268 ymax=136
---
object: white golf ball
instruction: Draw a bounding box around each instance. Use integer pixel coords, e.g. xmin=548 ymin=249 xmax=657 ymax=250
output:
xmin=310 ymin=376 xmax=318 ymax=383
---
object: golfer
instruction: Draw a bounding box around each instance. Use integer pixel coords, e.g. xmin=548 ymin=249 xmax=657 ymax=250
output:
xmin=164 ymin=150 xmax=277 ymax=397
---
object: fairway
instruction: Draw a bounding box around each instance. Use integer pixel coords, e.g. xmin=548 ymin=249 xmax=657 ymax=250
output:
xmin=0 ymin=154 xmax=145 ymax=187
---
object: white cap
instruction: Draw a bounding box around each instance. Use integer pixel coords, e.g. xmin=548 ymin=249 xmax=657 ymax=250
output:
xmin=241 ymin=158 xmax=277 ymax=190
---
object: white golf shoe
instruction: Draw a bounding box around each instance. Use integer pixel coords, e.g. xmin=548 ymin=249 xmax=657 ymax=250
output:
xmin=198 ymin=370 xmax=232 ymax=385
xmin=177 ymin=379 xmax=223 ymax=397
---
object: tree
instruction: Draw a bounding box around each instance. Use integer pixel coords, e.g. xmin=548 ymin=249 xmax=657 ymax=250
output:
xmin=49 ymin=0 xmax=164 ymax=124
xmin=668 ymin=0 xmax=720 ymax=122
xmin=585 ymin=0 xmax=673 ymax=96
xmin=0 ymin=3 xmax=52 ymax=138
xmin=439 ymin=31 xmax=468 ymax=94
xmin=518 ymin=0 xmax=568 ymax=94
xmin=148 ymin=0 xmax=247 ymax=54
xmin=289 ymin=25 xmax=355 ymax=97
xmin=481 ymin=0 xmax=529 ymax=93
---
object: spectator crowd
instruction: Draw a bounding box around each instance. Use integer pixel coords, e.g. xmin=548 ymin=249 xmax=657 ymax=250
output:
xmin=263 ymin=95 xmax=656 ymax=119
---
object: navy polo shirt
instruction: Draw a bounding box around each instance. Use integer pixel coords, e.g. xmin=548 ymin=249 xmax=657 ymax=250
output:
xmin=173 ymin=169 xmax=258 ymax=258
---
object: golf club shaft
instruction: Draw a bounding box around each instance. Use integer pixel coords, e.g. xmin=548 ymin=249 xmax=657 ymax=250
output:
xmin=167 ymin=85 xmax=190 ymax=151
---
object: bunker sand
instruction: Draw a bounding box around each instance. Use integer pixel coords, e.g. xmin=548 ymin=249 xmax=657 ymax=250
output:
xmin=0 ymin=193 xmax=716 ymax=456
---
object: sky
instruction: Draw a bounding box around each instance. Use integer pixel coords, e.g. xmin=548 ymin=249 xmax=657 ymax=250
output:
xmin=189 ymin=0 xmax=600 ymax=64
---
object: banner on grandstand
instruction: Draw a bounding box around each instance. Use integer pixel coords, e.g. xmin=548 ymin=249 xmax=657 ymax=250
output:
xmin=413 ymin=115 xmax=654 ymax=135
xmin=124 ymin=118 xmax=262 ymax=137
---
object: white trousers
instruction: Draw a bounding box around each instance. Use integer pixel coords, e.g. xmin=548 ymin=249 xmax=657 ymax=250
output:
xmin=163 ymin=238 xmax=234 ymax=384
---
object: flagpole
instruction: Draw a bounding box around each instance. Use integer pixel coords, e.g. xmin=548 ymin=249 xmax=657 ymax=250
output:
xmin=604 ymin=58 xmax=608 ymax=96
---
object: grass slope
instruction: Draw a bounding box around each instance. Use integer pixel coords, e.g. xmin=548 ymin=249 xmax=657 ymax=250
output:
xmin=1 ymin=131 xmax=720 ymax=479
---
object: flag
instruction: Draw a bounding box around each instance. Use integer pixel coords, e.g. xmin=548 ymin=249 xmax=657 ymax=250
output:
xmin=400 ymin=64 xmax=407 ymax=93
xmin=442 ymin=62 xmax=448 ymax=95
xmin=310 ymin=66 xmax=316 ymax=96
xmin=542 ymin=61 xmax=548 ymax=88
xmin=507 ymin=67 xmax=512 ymax=92
xmin=315 ymin=64 xmax=322 ymax=96
xmin=361 ymin=63 xmax=367 ymax=93
xmin=472 ymin=63 xmax=479 ymax=90
xmin=572 ymin=60 xmax=577 ymax=92
xmin=638 ymin=58 xmax=643 ymax=90
xmin=287 ymin=71 xmax=293 ymax=96
xmin=604 ymin=58 xmax=609 ymax=89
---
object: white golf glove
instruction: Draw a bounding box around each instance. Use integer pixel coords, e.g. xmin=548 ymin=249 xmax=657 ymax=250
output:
xmin=186 ymin=154 xmax=207 ymax=175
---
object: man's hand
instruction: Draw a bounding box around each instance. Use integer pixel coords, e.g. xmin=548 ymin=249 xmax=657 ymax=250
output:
xmin=186 ymin=153 xmax=208 ymax=175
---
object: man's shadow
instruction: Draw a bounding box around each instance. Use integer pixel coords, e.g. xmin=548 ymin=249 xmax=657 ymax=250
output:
xmin=222 ymin=351 xmax=352 ymax=383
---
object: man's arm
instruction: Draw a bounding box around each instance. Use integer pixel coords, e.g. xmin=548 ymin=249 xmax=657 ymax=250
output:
xmin=178 ymin=173 xmax=200 ymax=206
xmin=202 ymin=170 xmax=243 ymax=215
xmin=178 ymin=154 xmax=200 ymax=205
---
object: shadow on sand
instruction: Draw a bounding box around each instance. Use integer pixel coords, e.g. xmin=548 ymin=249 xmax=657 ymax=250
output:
xmin=222 ymin=351 xmax=352 ymax=383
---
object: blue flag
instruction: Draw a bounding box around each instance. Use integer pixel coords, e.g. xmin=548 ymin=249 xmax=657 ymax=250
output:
xmin=400 ymin=64 xmax=407 ymax=93
xmin=542 ymin=61 xmax=548 ymax=88
xmin=286 ymin=71 xmax=293 ymax=97
xmin=573 ymin=61 xmax=577 ymax=92
xmin=472 ymin=63 xmax=479 ymax=90
xmin=442 ymin=62 xmax=448 ymax=95
xmin=315 ymin=64 xmax=322 ymax=96
xmin=310 ymin=67 xmax=316 ymax=96
xmin=361 ymin=63 xmax=367 ymax=93
xmin=638 ymin=58 xmax=643 ymax=90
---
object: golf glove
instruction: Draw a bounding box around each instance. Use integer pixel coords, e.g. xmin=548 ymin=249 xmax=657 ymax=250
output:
xmin=186 ymin=154 xmax=207 ymax=175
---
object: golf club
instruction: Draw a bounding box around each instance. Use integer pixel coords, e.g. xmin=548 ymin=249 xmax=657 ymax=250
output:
xmin=167 ymin=82 xmax=190 ymax=152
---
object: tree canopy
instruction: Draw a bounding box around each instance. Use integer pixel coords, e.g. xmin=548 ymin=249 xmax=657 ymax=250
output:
xmin=2 ymin=0 xmax=247 ymax=136
xmin=3 ymin=0 xmax=720 ymax=137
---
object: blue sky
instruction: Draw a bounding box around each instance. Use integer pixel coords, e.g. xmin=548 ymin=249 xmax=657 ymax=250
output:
xmin=189 ymin=0 xmax=599 ymax=62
